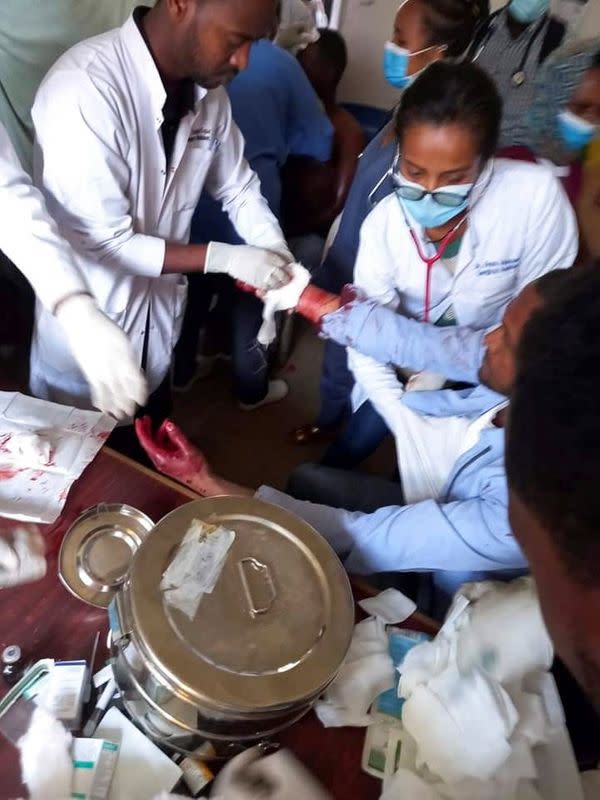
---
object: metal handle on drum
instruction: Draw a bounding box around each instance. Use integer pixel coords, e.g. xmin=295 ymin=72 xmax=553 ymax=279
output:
xmin=108 ymin=592 xmax=133 ymax=648
xmin=238 ymin=557 xmax=276 ymax=617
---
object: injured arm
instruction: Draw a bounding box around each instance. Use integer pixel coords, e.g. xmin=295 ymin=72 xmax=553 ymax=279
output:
xmin=321 ymin=295 xmax=485 ymax=385
xmin=136 ymin=421 xmax=524 ymax=575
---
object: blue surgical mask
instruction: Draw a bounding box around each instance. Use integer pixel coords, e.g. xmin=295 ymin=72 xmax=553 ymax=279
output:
xmin=556 ymin=110 xmax=599 ymax=151
xmin=383 ymin=41 xmax=439 ymax=90
xmin=395 ymin=176 xmax=473 ymax=228
xmin=509 ymin=0 xmax=550 ymax=24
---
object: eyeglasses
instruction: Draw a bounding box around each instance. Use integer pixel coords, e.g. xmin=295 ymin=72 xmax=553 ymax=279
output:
xmin=390 ymin=148 xmax=475 ymax=207
xmin=391 ymin=177 xmax=471 ymax=208
xmin=367 ymin=150 xmax=478 ymax=212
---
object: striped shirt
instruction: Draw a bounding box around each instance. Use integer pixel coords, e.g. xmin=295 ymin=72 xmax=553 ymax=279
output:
xmin=476 ymin=10 xmax=549 ymax=148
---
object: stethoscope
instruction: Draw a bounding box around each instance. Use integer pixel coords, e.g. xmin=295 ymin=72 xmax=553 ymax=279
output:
xmin=368 ymin=151 xmax=493 ymax=323
xmin=401 ymin=208 xmax=468 ymax=324
xmin=471 ymin=13 xmax=549 ymax=88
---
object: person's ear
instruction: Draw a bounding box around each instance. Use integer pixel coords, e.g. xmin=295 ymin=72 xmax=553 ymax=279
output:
xmin=165 ymin=0 xmax=192 ymax=21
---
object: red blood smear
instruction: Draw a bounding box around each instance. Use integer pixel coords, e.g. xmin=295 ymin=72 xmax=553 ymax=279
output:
xmin=296 ymin=285 xmax=341 ymax=325
xmin=0 ymin=467 xmax=21 ymax=480
xmin=235 ymin=280 xmax=257 ymax=296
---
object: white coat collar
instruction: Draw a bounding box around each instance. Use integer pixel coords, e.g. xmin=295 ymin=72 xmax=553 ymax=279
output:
xmin=119 ymin=13 xmax=208 ymax=131
xmin=458 ymin=159 xmax=497 ymax=261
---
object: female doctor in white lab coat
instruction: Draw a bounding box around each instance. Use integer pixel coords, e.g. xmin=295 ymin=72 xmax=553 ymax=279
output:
xmin=323 ymin=61 xmax=578 ymax=469
xmin=0 ymin=122 xmax=146 ymax=419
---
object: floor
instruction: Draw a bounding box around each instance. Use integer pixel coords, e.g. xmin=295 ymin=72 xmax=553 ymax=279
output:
xmin=171 ymin=317 xmax=395 ymax=493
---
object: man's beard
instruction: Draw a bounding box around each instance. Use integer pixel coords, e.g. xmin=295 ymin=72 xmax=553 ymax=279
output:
xmin=195 ymin=68 xmax=239 ymax=89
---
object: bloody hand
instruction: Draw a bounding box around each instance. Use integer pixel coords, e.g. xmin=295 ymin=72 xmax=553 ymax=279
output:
xmin=295 ymin=285 xmax=341 ymax=325
xmin=135 ymin=417 xmax=205 ymax=483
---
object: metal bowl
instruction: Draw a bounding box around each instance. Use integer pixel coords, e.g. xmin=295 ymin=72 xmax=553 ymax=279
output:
xmin=59 ymin=503 xmax=154 ymax=608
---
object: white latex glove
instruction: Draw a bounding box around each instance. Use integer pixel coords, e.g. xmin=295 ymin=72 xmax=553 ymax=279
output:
xmin=205 ymin=242 xmax=292 ymax=291
xmin=55 ymin=295 xmax=148 ymax=420
xmin=0 ymin=526 xmax=46 ymax=588
xmin=211 ymin=747 xmax=331 ymax=800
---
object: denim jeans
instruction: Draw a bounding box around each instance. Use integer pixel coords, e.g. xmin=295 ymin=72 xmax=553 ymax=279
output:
xmin=314 ymin=340 xmax=354 ymax=430
xmin=321 ymin=399 xmax=391 ymax=468
xmin=287 ymin=461 xmax=404 ymax=511
xmin=174 ymin=273 xmax=269 ymax=405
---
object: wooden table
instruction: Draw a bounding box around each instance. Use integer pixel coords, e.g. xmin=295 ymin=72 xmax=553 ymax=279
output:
xmin=0 ymin=447 xmax=438 ymax=799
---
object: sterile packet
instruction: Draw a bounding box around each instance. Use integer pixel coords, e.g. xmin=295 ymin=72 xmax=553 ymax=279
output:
xmin=71 ymin=738 xmax=120 ymax=800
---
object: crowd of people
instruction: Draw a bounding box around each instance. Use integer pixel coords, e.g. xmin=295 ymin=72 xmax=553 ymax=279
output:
xmin=0 ymin=0 xmax=599 ymax=755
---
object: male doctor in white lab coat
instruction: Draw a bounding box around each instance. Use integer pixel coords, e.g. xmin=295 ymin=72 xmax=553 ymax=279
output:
xmin=30 ymin=0 xmax=296 ymax=419
xmin=0 ymin=122 xmax=147 ymax=420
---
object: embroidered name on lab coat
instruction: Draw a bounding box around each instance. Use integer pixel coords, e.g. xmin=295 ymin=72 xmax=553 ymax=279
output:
xmin=477 ymin=259 xmax=519 ymax=276
xmin=188 ymin=128 xmax=221 ymax=152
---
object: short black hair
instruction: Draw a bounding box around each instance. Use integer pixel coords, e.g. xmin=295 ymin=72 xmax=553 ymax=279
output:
xmin=312 ymin=28 xmax=348 ymax=79
xmin=420 ymin=0 xmax=482 ymax=57
xmin=395 ymin=61 xmax=502 ymax=162
xmin=592 ymin=50 xmax=600 ymax=68
xmin=507 ymin=264 xmax=600 ymax=587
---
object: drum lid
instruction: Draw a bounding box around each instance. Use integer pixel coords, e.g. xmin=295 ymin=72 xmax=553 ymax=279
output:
xmin=59 ymin=503 xmax=154 ymax=608
xmin=127 ymin=496 xmax=354 ymax=713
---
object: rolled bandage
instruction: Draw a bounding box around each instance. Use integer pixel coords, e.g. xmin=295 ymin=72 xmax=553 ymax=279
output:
xmin=237 ymin=278 xmax=341 ymax=334
xmin=257 ymin=264 xmax=314 ymax=346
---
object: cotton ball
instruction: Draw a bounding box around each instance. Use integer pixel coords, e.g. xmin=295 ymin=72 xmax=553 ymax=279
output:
xmin=19 ymin=707 xmax=72 ymax=800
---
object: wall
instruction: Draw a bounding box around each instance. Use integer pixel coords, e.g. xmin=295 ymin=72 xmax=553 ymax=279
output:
xmin=335 ymin=0 xmax=509 ymax=109
xmin=336 ymin=0 xmax=401 ymax=109
xmin=333 ymin=0 xmax=596 ymax=108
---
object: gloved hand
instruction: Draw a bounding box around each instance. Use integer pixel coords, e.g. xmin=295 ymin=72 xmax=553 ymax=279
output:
xmin=55 ymin=295 xmax=148 ymax=420
xmin=136 ymin=417 xmax=206 ymax=485
xmin=0 ymin=525 xmax=46 ymax=588
xmin=205 ymin=243 xmax=292 ymax=292
xmin=211 ymin=747 xmax=332 ymax=800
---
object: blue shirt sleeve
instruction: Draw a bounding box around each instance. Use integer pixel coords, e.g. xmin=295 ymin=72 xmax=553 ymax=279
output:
xmin=256 ymin=485 xmax=525 ymax=575
xmin=321 ymin=298 xmax=485 ymax=385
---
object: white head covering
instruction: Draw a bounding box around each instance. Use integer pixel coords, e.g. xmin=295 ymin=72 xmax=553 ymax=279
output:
xmin=275 ymin=0 xmax=327 ymax=53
